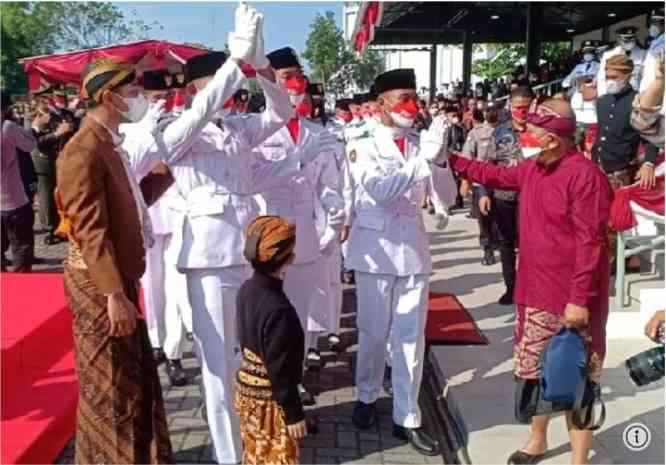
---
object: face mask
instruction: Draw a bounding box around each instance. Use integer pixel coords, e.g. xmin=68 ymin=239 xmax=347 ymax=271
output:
xmin=389 ymin=99 xmax=418 ymax=128
xmin=295 ymin=100 xmax=312 ymax=118
xmin=512 ymin=107 xmax=528 ymax=122
xmin=519 ymin=131 xmax=544 ymax=158
xmin=649 ymin=25 xmax=662 ymax=38
xmin=117 ymin=93 xmax=149 ymax=122
xmin=283 ymin=76 xmax=307 ymax=103
xmin=339 ymin=112 xmax=353 ymax=123
xmin=452 ymin=117 xmax=460 ymax=125
xmin=583 ymin=53 xmax=595 ymax=62
xmin=606 ymin=79 xmax=626 ymax=94
xmin=620 ymin=40 xmax=635 ymax=51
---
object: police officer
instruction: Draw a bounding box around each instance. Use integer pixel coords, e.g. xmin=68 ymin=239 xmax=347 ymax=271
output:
xmin=598 ymin=26 xmax=647 ymax=96
xmin=346 ymin=68 xmax=446 ymax=456
xmin=563 ymin=40 xmax=601 ymax=153
xmin=641 ymin=8 xmax=665 ymax=93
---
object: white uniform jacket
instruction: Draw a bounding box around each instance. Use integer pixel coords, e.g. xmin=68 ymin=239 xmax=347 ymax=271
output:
xmin=597 ymin=45 xmax=647 ymax=96
xmin=345 ymin=124 xmax=434 ymax=277
xmin=562 ymin=60 xmax=600 ymax=124
xmin=257 ymin=118 xmax=344 ymax=265
xmin=158 ymin=63 xmax=299 ymax=270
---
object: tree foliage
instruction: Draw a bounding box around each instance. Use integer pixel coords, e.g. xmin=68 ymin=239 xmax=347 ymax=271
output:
xmin=471 ymin=42 xmax=571 ymax=80
xmin=1 ymin=2 xmax=162 ymax=92
xmin=302 ymin=11 xmax=384 ymax=97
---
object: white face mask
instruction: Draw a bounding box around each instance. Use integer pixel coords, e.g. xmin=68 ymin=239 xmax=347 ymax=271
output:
xmin=649 ymin=25 xmax=662 ymax=38
xmin=289 ymin=93 xmax=305 ymax=106
xmin=583 ymin=53 xmax=595 ymax=62
xmin=390 ymin=112 xmax=415 ymax=128
xmin=429 ymin=109 xmax=439 ymax=116
xmin=620 ymin=40 xmax=635 ymax=51
xmin=521 ymin=147 xmax=543 ymax=159
xmin=606 ymin=79 xmax=627 ymax=94
xmin=117 ymin=93 xmax=149 ymax=122
xmin=452 ymin=117 xmax=460 ymax=125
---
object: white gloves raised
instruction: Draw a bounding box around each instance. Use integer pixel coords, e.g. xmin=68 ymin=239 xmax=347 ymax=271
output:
xmin=140 ymin=99 xmax=166 ymax=133
xmin=420 ymin=115 xmax=447 ymax=163
xmin=228 ymin=3 xmax=270 ymax=69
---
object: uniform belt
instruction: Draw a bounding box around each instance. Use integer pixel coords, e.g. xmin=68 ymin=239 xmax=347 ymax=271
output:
xmin=357 ymin=205 xmax=419 ymax=218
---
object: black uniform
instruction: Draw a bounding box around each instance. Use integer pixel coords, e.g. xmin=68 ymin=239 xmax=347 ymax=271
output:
xmin=236 ymin=271 xmax=305 ymax=424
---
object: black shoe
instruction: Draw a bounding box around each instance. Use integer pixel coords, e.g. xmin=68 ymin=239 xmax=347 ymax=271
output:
xmin=43 ymin=233 xmax=63 ymax=245
xmin=342 ymin=270 xmax=356 ymax=285
xmin=498 ymin=288 xmax=514 ymax=306
xmin=327 ymin=334 xmax=343 ymax=353
xmin=428 ymin=205 xmax=436 ymax=215
xmin=482 ymin=249 xmax=496 ymax=266
xmin=298 ymin=385 xmax=316 ymax=406
xmin=352 ymin=401 xmax=377 ymax=430
xmin=166 ymin=359 xmax=188 ymax=386
xmin=152 ymin=348 xmax=166 ymax=365
xmin=306 ymin=349 xmax=324 ymax=371
xmin=186 ymin=332 xmax=194 ymax=341
xmin=392 ymin=424 xmax=440 ymax=456
xmin=507 ymin=450 xmax=545 ymax=464
xmin=383 ymin=365 xmax=393 ymax=396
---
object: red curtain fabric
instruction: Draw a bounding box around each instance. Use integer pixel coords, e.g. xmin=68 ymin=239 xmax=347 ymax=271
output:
xmin=23 ymin=40 xmax=208 ymax=92
xmin=610 ymin=176 xmax=665 ymax=232
xmin=353 ymin=2 xmax=382 ymax=53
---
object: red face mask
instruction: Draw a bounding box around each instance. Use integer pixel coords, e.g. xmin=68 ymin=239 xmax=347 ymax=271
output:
xmin=339 ymin=111 xmax=353 ymax=123
xmin=512 ymin=107 xmax=528 ymax=122
xmin=284 ymin=76 xmax=307 ymax=95
xmin=518 ymin=131 xmax=544 ymax=158
xmin=164 ymin=95 xmax=176 ymax=112
xmin=391 ymin=99 xmax=419 ymax=118
xmin=295 ymin=100 xmax=312 ymax=118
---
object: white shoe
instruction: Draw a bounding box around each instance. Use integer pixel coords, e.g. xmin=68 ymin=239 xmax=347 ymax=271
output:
xmin=435 ymin=213 xmax=449 ymax=230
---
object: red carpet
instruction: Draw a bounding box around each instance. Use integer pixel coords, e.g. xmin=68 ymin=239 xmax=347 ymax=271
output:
xmin=426 ymin=292 xmax=488 ymax=345
xmin=1 ymin=273 xmax=78 ymax=465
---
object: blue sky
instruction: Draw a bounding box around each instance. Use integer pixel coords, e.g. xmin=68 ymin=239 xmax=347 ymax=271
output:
xmin=115 ymin=1 xmax=344 ymax=59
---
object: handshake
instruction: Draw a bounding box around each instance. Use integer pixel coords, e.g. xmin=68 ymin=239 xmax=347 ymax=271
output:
xmin=228 ymin=2 xmax=270 ymax=70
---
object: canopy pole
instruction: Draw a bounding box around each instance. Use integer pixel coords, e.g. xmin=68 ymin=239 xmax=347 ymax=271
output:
xmin=526 ymin=3 xmax=543 ymax=76
xmin=462 ymin=30 xmax=473 ymax=95
xmin=429 ymin=45 xmax=437 ymax=102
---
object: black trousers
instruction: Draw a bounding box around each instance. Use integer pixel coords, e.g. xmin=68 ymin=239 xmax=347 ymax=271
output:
xmin=472 ymin=186 xmax=497 ymax=249
xmin=1 ymin=203 xmax=35 ymax=272
xmin=32 ymin=155 xmax=59 ymax=233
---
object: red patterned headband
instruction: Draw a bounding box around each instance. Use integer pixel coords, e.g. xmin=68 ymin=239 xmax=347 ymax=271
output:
xmin=526 ymin=110 xmax=576 ymax=137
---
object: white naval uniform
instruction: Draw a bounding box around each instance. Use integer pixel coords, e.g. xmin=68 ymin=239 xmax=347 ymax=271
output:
xmin=597 ymin=45 xmax=647 ymax=96
xmin=346 ymin=123 xmax=445 ymax=428
xmin=562 ymin=60 xmax=601 ymax=124
xmin=640 ymin=35 xmax=664 ymax=93
xmin=257 ymin=118 xmax=344 ymax=349
xmin=427 ymin=117 xmax=460 ymax=215
xmin=158 ymin=60 xmax=296 ymax=464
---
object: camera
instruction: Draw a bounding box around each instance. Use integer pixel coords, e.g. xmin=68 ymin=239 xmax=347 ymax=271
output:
xmin=626 ymin=323 xmax=665 ymax=386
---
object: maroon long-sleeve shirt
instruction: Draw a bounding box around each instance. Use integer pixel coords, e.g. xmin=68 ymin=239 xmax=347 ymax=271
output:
xmin=450 ymin=150 xmax=613 ymax=354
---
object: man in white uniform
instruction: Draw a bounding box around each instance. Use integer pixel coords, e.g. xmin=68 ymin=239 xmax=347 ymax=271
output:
xmin=346 ymin=68 xmax=446 ymax=455
xmin=640 ymin=8 xmax=665 ymax=93
xmin=119 ymin=69 xmax=189 ymax=386
xmin=154 ymin=6 xmax=306 ymax=463
xmin=257 ymin=48 xmax=344 ymax=379
xmin=597 ymin=26 xmax=647 ymax=96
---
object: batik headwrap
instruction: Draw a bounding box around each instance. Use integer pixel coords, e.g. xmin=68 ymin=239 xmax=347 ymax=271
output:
xmin=244 ymin=216 xmax=296 ymax=268
xmin=81 ymin=58 xmax=135 ymax=103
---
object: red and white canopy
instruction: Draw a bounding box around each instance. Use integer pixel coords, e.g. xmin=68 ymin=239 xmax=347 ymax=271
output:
xmin=21 ymin=40 xmax=209 ymax=93
xmin=351 ymin=2 xmax=384 ymax=54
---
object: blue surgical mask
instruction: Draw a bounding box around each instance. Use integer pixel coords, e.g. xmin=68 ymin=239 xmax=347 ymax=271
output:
xmin=583 ymin=53 xmax=595 ymax=62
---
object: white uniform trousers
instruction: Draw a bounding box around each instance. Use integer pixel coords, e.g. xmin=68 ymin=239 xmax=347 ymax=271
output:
xmin=162 ymin=258 xmax=192 ymax=360
xmin=141 ymin=233 xmax=169 ymax=350
xmin=355 ymin=272 xmax=429 ymax=428
xmin=323 ymin=245 xmax=343 ymax=335
xmin=284 ymin=259 xmax=328 ymax=352
xmin=186 ymin=267 xmax=249 ymax=464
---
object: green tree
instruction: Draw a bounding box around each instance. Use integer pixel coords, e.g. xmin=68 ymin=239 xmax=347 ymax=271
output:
xmin=302 ymin=11 xmax=384 ymax=97
xmin=472 ymin=42 xmax=571 ymax=80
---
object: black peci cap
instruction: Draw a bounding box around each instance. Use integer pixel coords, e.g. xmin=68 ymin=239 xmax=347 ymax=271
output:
xmin=142 ymin=69 xmax=171 ymax=91
xmin=335 ymin=98 xmax=352 ymax=111
xmin=374 ymin=69 xmax=416 ymax=94
xmin=184 ymin=51 xmax=227 ymax=84
xmin=266 ymin=47 xmax=301 ymax=70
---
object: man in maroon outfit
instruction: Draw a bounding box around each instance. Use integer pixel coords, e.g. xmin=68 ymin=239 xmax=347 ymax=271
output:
xmin=449 ymin=99 xmax=613 ymax=465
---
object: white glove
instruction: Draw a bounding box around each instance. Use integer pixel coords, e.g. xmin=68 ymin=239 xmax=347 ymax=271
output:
xmin=227 ymin=3 xmax=260 ymax=64
xmin=251 ymin=14 xmax=270 ymax=70
xmin=319 ymin=227 xmax=338 ymax=258
xmin=420 ymin=124 xmax=445 ymax=163
xmin=327 ymin=207 xmax=346 ymax=229
xmin=140 ymin=99 xmax=166 ymax=133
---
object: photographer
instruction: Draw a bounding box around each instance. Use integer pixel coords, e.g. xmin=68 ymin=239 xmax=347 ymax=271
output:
xmin=31 ymin=107 xmax=76 ymax=244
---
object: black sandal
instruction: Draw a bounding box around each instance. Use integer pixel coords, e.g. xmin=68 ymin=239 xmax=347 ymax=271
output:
xmin=507 ymin=450 xmax=545 ymax=464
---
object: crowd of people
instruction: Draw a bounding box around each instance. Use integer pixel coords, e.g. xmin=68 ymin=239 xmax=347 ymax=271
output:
xmin=1 ymin=3 xmax=664 ymax=465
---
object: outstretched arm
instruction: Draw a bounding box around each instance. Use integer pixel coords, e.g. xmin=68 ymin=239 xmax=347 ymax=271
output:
xmin=448 ymin=154 xmax=523 ymax=192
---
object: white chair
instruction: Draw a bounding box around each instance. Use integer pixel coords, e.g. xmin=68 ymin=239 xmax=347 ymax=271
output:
xmin=615 ymin=201 xmax=665 ymax=308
